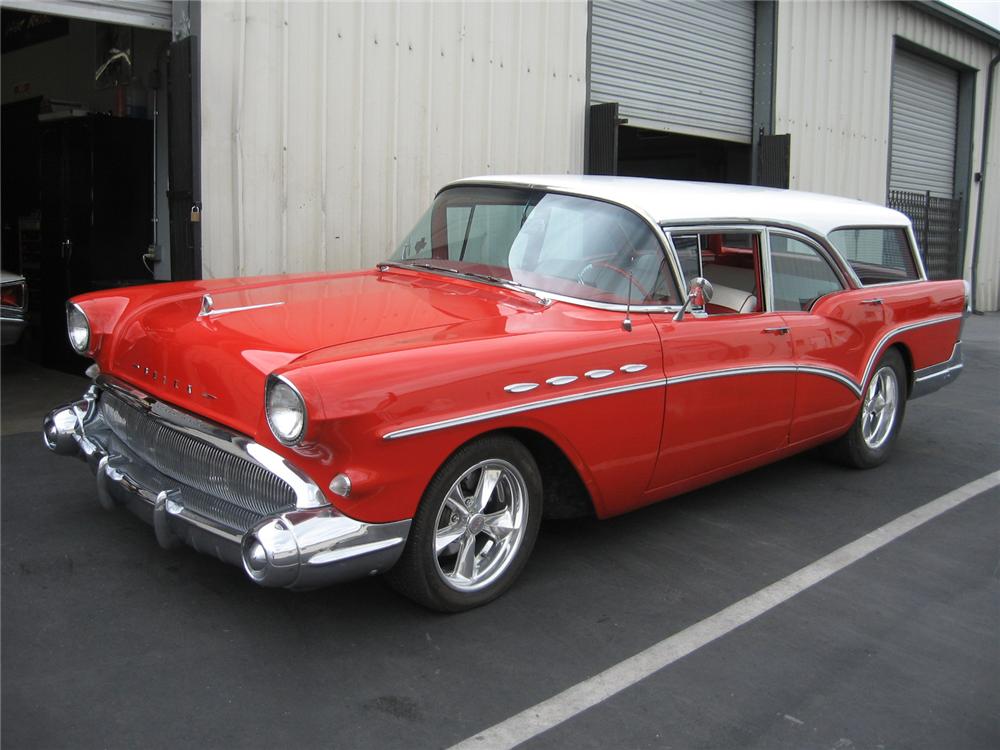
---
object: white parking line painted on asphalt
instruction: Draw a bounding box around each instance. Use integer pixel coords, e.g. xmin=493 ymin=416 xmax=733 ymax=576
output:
xmin=450 ymin=470 xmax=1000 ymax=750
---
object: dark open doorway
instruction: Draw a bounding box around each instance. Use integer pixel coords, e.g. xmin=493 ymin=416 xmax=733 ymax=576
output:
xmin=617 ymin=125 xmax=752 ymax=184
xmin=1 ymin=9 xmax=171 ymax=371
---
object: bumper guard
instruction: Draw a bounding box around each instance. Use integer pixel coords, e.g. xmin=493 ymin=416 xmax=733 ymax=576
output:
xmin=43 ymin=381 xmax=410 ymax=590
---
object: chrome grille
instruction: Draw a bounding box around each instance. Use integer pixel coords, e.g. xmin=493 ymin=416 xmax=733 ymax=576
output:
xmin=100 ymin=390 xmax=296 ymax=531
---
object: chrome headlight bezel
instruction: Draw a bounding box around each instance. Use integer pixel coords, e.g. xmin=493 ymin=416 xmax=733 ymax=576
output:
xmin=265 ymin=374 xmax=308 ymax=446
xmin=66 ymin=302 xmax=91 ymax=355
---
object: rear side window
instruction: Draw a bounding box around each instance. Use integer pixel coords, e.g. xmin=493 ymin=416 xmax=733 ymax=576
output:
xmin=770 ymin=234 xmax=844 ymax=311
xmin=828 ymin=227 xmax=919 ymax=285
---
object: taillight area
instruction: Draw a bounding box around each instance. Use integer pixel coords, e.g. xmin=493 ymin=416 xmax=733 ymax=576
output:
xmin=1 ymin=282 xmax=25 ymax=309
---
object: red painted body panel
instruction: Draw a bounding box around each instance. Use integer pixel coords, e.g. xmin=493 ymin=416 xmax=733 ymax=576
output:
xmin=70 ymin=260 xmax=966 ymax=527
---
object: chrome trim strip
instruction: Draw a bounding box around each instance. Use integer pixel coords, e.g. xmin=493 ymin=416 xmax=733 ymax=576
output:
xmin=915 ymin=363 xmax=963 ymax=383
xmin=585 ymin=369 xmax=615 ymax=379
xmin=382 ymin=378 xmax=668 ymax=440
xmin=795 ymin=366 xmax=864 ymax=397
xmin=860 ymin=314 xmax=964 ymax=390
xmin=199 ymin=300 xmax=285 ymax=318
xmin=620 ymin=364 xmax=647 ymax=373
xmin=910 ymin=341 xmax=963 ymax=400
xmin=667 ymin=365 xmax=798 ymax=386
xmin=385 ymin=316 xmax=962 ymax=441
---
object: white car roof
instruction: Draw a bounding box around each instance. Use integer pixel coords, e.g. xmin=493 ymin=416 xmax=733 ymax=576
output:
xmin=448 ymin=175 xmax=910 ymax=237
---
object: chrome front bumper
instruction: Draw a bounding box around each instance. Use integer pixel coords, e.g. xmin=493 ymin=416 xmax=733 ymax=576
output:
xmin=43 ymin=380 xmax=410 ymax=590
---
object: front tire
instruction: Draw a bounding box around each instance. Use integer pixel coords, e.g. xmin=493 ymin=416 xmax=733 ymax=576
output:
xmin=386 ymin=435 xmax=542 ymax=612
xmin=829 ymin=348 xmax=907 ymax=469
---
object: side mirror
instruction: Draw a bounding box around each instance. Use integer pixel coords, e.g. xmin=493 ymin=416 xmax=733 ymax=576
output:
xmin=673 ymin=277 xmax=714 ymax=322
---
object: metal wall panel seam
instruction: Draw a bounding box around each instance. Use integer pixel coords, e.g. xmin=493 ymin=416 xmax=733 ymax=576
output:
xmin=281 ymin=0 xmax=289 ymax=275
xmin=235 ymin=0 xmax=247 ymax=276
xmin=320 ymin=1 xmax=329 ymax=270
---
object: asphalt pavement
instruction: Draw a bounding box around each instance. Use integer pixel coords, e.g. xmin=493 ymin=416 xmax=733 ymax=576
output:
xmin=2 ymin=315 xmax=998 ymax=750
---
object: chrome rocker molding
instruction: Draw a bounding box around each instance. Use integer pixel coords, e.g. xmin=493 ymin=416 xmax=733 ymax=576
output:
xmin=910 ymin=341 xmax=963 ymax=399
xmin=43 ymin=378 xmax=410 ymax=590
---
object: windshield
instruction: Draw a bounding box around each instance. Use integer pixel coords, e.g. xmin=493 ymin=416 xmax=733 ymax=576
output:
xmin=389 ymin=186 xmax=680 ymax=306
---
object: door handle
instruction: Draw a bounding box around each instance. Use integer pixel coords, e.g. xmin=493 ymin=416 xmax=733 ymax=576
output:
xmin=762 ymin=326 xmax=789 ymax=335
xmin=861 ymin=298 xmax=883 ymax=305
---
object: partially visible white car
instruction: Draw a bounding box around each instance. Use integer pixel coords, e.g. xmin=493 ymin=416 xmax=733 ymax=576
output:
xmin=1 ymin=270 xmax=27 ymax=346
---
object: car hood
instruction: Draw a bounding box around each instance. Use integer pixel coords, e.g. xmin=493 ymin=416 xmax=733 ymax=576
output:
xmin=100 ymin=269 xmax=539 ymax=436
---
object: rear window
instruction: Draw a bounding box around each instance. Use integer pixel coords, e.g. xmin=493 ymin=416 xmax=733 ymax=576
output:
xmin=828 ymin=227 xmax=919 ymax=285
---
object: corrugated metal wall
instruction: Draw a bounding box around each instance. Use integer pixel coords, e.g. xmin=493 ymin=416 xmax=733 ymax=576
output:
xmin=200 ymin=1 xmax=588 ymax=279
xmin=889 ymin=47 xmax=959 ymax=197
xmin=590 ymin=0 xmax=756 ymax=143
xmin=774 ymin=0 xmax=1000 ymax=309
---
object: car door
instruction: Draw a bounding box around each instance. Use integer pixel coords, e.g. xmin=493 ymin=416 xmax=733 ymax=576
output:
xmin=648 ymin=228 xmax=796 ymax=492
xmin=765 ymin=229 xmax=884 ymax=445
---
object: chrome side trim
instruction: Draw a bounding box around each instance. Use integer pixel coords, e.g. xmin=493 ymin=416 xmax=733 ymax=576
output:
xmin=667 ymin=365 xmax=798 ymax=386
xmin=860 ymin=314 xmax=964 ymax=390
xmin=199 ymin=300 xmax=285 ymax=318
xmin=795 ymin=366 xmax=864 ymax=397
xmin=585 ymin=369 xmax=615 ymax=379
xmin=384 ymin=316 xmax=963 ymax=441
xmin=910 ymin=341 xmax=963 ymax=399
xmin=620 ymin=364 xmax=647 ymax=373
xmin=382 ymin=378 xmax=669 ymax=440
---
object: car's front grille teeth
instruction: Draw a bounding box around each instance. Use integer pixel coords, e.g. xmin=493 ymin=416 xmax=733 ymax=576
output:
xmin=100 ymin=390 xmax=296 ymax=532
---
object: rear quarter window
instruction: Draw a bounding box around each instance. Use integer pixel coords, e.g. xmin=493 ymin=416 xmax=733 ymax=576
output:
xmin=828 ymin=227 xmax=919 ymax=285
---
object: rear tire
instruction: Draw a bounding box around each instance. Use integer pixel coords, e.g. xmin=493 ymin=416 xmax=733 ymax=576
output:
xmin=828 ymin=348 xmax=907 ymax=469
xmin=386 ymin=435 xmax=542 ymax=612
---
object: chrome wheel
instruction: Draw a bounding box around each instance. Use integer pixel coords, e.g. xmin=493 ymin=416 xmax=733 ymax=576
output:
xmin=433 ymin=459 xmax=528 ymax=592
xmin=861 ymin=365 xmax=899 ymax=450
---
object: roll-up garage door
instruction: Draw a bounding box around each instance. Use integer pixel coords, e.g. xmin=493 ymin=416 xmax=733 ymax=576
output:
xmin=590 ymin=0 xmax=756 ymax=144
xmin=889 ymin=48 xmax=958 ymax=198
xmin=2 ymin=0 xmax=172 ymax=30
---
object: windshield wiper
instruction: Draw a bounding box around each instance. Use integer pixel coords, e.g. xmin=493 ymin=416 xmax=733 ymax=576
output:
xmin=378 ymin=261 xmax=549 ymax=305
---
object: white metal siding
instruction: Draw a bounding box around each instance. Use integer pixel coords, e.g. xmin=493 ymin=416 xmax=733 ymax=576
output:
xmin=590 ymin=0 xmax=756 ymax=143
xmin=199 ymin=0 xmax=588 ymax=279
xmin=773 ymin=0 xmax=1000 ymax=310
xmin=889 ymin=48 xmax=958 ymax=197
xmin=2 ymin=0 xmax=173 ymax=30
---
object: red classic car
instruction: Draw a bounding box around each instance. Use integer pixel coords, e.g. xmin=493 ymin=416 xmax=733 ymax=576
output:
xmin=44 ymin=176 xmax=967 ymax=611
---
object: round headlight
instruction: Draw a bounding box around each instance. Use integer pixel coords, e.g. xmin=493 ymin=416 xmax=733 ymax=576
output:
xmin=67 ymin=303 xmax=90 ymax=354
xmin=265 ymin=376 xmax=307 ymax=445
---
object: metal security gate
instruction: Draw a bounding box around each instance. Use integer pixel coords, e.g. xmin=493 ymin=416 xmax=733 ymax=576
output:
xmin=590 ymin=0 xmax=756 ymax=143
xmin=888 ymin=190 xmax=963 ymax=279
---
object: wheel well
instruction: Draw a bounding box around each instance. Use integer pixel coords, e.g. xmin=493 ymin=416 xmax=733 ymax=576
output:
xmin=888 ymin=342 xmax=914 ymax=397
xmin=497 ymin=428 xmax=596 ymax=520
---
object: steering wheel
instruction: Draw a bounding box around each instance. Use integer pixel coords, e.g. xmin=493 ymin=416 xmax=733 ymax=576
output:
xmin=577 ymin=260 xmax=650 ymax=299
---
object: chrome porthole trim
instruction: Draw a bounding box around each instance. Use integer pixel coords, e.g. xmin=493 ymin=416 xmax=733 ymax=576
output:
xmin=504 ymin=383 xmax=539 ymax=393
xmin=432 ymin=458 xmax=529 ymax=593
xmin=546 ymin=375 xmax=578 ymax=386
xmin=620 ymin=364 xmax=647 ymax=373
xmin=585 ymin=369 xmax=615 ymax=379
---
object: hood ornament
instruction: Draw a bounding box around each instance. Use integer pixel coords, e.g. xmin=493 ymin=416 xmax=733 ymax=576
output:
xmin=198 ymin=293 xmax=284 ymax=318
